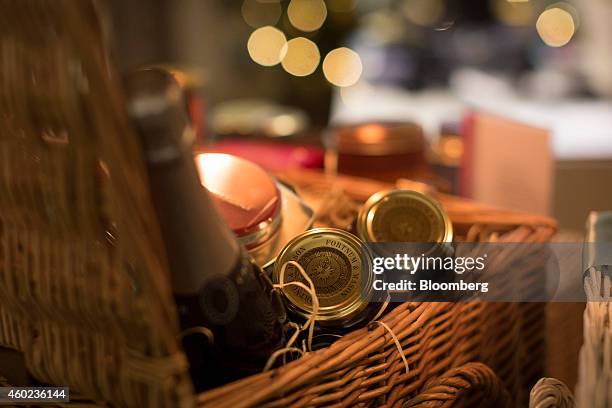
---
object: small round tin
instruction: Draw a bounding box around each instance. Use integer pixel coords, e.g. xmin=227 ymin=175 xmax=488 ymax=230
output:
xmin=272 ymin=228 xmax=374 ymax=326
xmin=356 ymin=189 xmax=453 ymax=245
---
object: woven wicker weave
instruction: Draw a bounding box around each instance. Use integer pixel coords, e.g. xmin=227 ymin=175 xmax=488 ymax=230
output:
xmin=195 ymin=170 xmax=553 ymax=407
xmin=576 ymin=266 xmax=611 ymax=408
xmin=404 ymin=362 xmax=513 ymax=407
xmin=0 ymin=1 xmax=558 ymax=407
xmin=529 ymin=378 xmax=575 ymax=408
xmin=0 ymin=1 xmax=193 ymax=406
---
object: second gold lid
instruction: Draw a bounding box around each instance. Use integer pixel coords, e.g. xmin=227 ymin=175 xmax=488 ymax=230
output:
xmin=356 ymin=190 xmax=453 ymax=244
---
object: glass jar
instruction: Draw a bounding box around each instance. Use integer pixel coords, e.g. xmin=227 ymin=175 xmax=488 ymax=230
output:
xmin=355 ymin=189 xmax=453 ymax=245
xmin=271 ymin=228 xmax=386 ymax=333
xmin=324 ymin=122 xmax=429 ymax=183
xmin=355 ymin=189 xmax=454 ymax=299
xmin=196 ymin=153 xmax=314 ymax=268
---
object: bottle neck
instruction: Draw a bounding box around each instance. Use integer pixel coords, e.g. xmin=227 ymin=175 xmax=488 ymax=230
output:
xmin=145 ymin=136 xmax=241 ymax=295
xmin=125 ymin=68 xmax=242 ymax=295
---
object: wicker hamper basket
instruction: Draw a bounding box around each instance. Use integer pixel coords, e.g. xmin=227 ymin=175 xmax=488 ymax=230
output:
xmin=0 ymin=1 xmax=564 ymax=407
xmin=576 ymin=212 xmax=612 ymax=408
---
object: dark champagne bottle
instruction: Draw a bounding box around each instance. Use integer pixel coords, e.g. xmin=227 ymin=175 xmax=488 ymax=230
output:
xmin=125 ymin=68 xmax=285 ymax=391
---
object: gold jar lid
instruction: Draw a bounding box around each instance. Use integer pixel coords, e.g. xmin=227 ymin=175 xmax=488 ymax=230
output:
xmin=356 ymin=190 xmax=453 ymax=244
xmin=272 ymin=228 xmax=374 ymax=325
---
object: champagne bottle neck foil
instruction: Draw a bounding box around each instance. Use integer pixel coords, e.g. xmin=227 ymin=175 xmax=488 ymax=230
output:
xmin=126 ymin=68 xmax=239 ymax=295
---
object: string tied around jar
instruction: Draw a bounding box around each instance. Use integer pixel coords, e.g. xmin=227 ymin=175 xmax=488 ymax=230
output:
xmin=263 ymin=260 xmax=320 ymax=371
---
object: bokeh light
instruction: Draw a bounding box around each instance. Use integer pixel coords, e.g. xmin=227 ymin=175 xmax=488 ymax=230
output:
xmin=356 ymin=124 xmax=387 ymax=143
xmin=441 ymin=138 xmax=463 ymax=161
xmin=247 ymin=26 xmax=287 ymax=66
xmin=323 ymin=47 xmax=363 ymax=87
xmin=287 ymin=0 xmax=328 ymax=32
xmin=362 ymin=11 xmax=407 ymax=44
xmin=402 ymin=0 xmax=445 ymax=26
xmin=242 ymin=0 xmax=282 ymax=28
xmin=281 ymin=37 xmax=321 ymax=77
xmin=492 ymin=0 xmax=534 ymax=26
xmin=267 ymin=114 xmax=300 ymax=136
xmin=328 ymin=0 xmax=356 ymax=13
xmin=536 ymin=6 xmax=576 ymax=47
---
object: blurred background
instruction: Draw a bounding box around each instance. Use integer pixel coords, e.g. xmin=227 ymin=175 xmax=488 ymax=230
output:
xmin=107 ymin=0 xmax=612 ymax=233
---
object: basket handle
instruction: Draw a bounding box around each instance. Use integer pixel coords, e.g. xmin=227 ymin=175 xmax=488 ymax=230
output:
xmin=403 ymin=362 xmax=512 ymax=408
xmin=529 ymin=378 xmax=575 ymax=408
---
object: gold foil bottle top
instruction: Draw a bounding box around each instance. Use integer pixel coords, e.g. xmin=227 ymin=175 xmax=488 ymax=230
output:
xmin=272 ymin=228 xmax=374 ymax=325
xmin=357 ymin=190 xmax=453 ymax=244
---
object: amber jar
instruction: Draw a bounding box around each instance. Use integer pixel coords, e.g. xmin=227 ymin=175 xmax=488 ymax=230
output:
xmin=324 ymin=122 xmax=429 ymax=183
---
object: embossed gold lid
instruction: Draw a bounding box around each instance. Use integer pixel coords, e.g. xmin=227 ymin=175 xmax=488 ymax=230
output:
xmin=272 ymin=228 xmax=374 ymax=325
xmin=356 ymin=190 xmax=453 ymax=244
